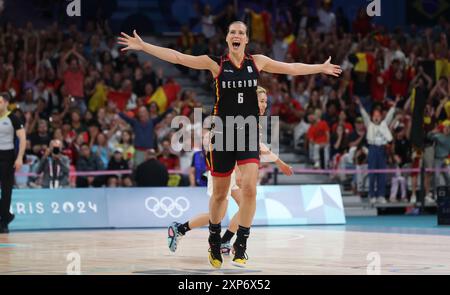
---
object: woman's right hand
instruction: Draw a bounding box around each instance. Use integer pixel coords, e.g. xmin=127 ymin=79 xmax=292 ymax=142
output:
xmin=118 ymin=30 xmax=144 ymax=52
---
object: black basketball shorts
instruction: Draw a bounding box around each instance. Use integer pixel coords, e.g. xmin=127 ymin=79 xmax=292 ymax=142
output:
xmin=205 ymin=126 xmax=260 ymax=177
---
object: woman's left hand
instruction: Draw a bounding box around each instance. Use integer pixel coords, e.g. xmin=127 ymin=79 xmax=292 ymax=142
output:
xmin=322 ymin=57 xmax=342 ymax=77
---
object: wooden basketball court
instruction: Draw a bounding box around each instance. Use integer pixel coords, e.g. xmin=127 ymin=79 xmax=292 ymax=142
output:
xmin=1 ymin=221 xmax=450 ymax=275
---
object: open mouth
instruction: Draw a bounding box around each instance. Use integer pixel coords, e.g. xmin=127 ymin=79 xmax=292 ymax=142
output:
xmin=232 ymin=42 xmax=241 ymax=49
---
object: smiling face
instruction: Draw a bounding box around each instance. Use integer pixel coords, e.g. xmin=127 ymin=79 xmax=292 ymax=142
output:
xmin=226 ymin=22 xmax=248 ymax=54
xmin=258 ymin=92 xmax=268 ymax=115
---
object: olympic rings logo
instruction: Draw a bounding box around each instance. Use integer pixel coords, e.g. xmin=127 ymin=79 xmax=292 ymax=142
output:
xmin=144 ymin=196 xmax=190 ymax=218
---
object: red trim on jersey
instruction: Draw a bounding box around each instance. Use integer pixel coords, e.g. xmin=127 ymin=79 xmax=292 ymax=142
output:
xmin=213 ymin=56 xmax=223 ymax=116
xmin=248 ymin=54 xmax=261 ymax=73
xmin=213 ymin=78 xmax=220 ymax=115
xmin=211 ymin=169 xmax=235 ymax=177
xmin=208 ymin=143 xmax=214 ymax=171
xmin=237 ymin=159 xmax=260 ymax=166
xmin=227 ymin=53 xmax=246 ymax=70
xmin=213 ymin=55 xmax=224 ymax=79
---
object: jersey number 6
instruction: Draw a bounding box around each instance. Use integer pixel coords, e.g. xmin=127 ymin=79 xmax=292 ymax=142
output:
xmin=238 ymin=93 xmax=243 ymax=104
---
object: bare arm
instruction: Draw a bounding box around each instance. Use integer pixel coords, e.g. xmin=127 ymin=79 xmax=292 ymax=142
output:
xmin=422 ymin=71 xmax=433 ymax=90
xmin=405 ymin=116 xmax=412 ymax=140
xmin=403 ymin=95 xmax=412 ymax=113
xmin=118 ymin=30 xmax=220 ymax=76
xmin=27 ymin=113 xmax=39 ymax=135
xmin=384 ymin=105 xmax=397 ymax=125
xmin=59 ymin=50 xmax=72 ymax=78
xmin=189 ymin=167 xmax=196 ymax=186
xmin=71 ymin=48 xmax=87 ymax=73
xmin=14 ymin=129 xmax=27 ymax=172
xmin=260 ymin=143 xmax=293 ymax=175
xmin=428 ymin=83 xmax=440 ymax=100
xmin=435 ymin=97 xmax=449 ymax=119
xmin=355 ymin=97 xmax=371 ymax=127
xmin=253 ymin=55 xmax=342 ymax=77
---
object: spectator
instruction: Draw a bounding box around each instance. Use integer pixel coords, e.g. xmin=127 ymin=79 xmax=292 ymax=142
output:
xmin=305 ymin=88 xmax=323 ymax=115
xmin=91 ymin=132 xmax=112 ymax=168
xmin=18 ymin=88 xmax=37 ymax=112
xmin=28 ymin=119 xmax=51 ymax=155
xmin=323 ymin=101 xmax=339 ymax=130
xmin=190 ymin=149 xmax=207 ymax=187
xmin=107 ymin=148 xmax=130 ymax=187
xmin=1 ymin=5 xmax=448 ymax=193
xmin=157 ymin=139 xmax=180 ymax=170
xmin=389 ymin=154 xmax=407 ymax=203
xmin=76 ymin=143 xmax=104 ymax=187
xmin=70 ymin=110 xmax=87 ymax=133
xmin=272 ymin=88 xmax=304 ymax=141
xmin=352 ymin=7 xmax=372 ymax=37
xmin=356 ymin=96 xmax=400 ymax=204
xmin=134 ymin=149 xmax=168 ymax=187
xmin=428 ymin=123 xmax=450 ymax=200
xmin=291 ymin=78 xmax=313 ymax=108
xmin=118 ymin=106 xmax=172 ymax=167
xmin=114 ymin=130 xmax=135 ymax=165
xmin=34 ymin=139 xmax=70 ymax=189
xmin=307 ymin=109 xmax=330 ymax=169
xmin=295 ymin=6 xmax=315 ymax=38
xmin=142 ymin=61 xmax=162 ymax=90
xmin=59 ymin=46 xmax=87 ymax=114
xmin=155 ymin=111 xmax=175 ymax=143
xmin=215 ymin=3 xmax=237 ymax=35
xmin=200 ymin=5 xmax=216 ymax=40
xmin=332 ymin=111 xmax=353 ymax=135
xmin=317 ymin=0 xmax=336 ymax=34
xmin=330 ymin=123 xmax=350 ymax=169
xmin=272 ymin=29 xmax=289 ymax=62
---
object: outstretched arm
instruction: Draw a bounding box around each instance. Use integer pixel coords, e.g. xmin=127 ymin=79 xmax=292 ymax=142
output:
xmin=253 ymin=55 xmax=342 ymax=77
xmin=355 ymin=96 xmax=371 ymax=126
xmin=260 ymin=143 xmax=293 ymax=176
xmin=384 ymin=96 xmax=401 ymax=125
xmin=118 ymin=30 xmax=220 ymax=75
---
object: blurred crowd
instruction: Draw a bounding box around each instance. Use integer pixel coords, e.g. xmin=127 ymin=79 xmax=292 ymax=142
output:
xmin=1 ymin=0 xmax=449 ymax=202
xmin=181 ymin=0 xmax=450 ymax=203
xmin=0 ymin=19 xmax=210 ymax=189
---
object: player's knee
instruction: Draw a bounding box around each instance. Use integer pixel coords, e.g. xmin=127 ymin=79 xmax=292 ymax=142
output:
xmin=212 ymin=191 xmax=228 ymax=201
xmin=240 ymin=183 xmax=256 ymax=198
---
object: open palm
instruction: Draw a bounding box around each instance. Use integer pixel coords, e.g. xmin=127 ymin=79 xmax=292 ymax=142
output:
xmin=280 ymin=163 xmax=294 ymax=176
xmin=118 ymin=30 xmax=144 ymax=52
xmin=323 ymin=57 xmax=342 ymax=77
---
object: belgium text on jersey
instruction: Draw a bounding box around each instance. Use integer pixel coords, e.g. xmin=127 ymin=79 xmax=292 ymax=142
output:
xmin=221 ymin=79 xmax=258 ymax=89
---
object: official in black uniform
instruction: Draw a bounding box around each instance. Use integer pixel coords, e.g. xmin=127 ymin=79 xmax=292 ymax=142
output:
xmin=0 ymin=92 xmax=26 ymax=234
xmin=118 ymin=21 xmax=341 ymax=268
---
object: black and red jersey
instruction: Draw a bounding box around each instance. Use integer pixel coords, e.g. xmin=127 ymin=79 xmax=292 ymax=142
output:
xmin=209 ymin=53 xmax=260 ymax=122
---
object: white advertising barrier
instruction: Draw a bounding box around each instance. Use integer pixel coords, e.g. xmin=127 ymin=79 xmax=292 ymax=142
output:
xmin=10 ymin=185 xmax=345 ymax=230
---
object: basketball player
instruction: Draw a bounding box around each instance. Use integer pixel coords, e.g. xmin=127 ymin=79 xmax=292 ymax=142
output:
xmin=118 ymin=22 xmax=341 ymax=268
xmin=167 ymin=87 xmax=294 ymax=256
